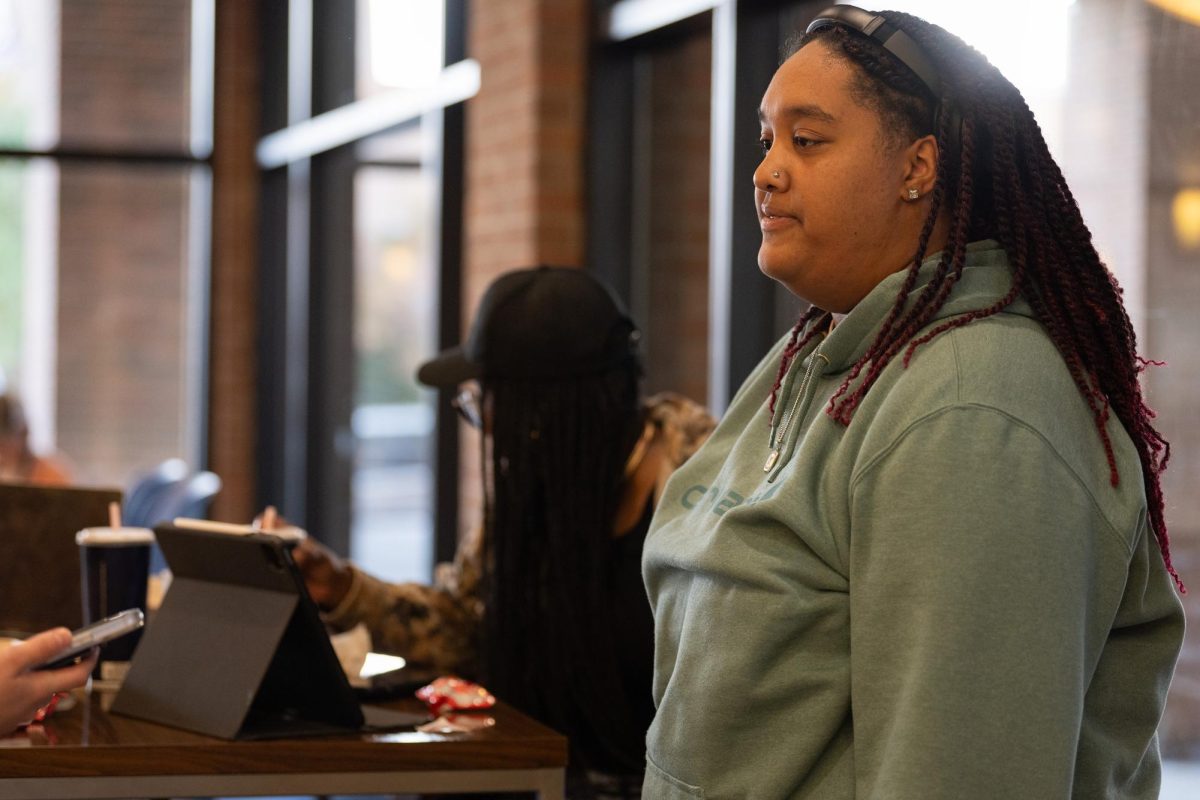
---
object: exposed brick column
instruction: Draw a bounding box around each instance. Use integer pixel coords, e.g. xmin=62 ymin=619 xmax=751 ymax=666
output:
xmin=644 ymin=32 xmax=711 ymax=406
xmin=207 ymin=0 xmax=261 ymax=522
xmin=458 ymin=0 xmax=590 ymax=535
xmin=463 ymin=0 xmax=588 ymax=293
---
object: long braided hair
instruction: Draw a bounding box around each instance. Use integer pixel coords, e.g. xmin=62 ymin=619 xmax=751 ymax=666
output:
xmin=480 ymin=363 xmax=650 ymax=776
xmin=768 ymin=11 xmax=1181 ymax=591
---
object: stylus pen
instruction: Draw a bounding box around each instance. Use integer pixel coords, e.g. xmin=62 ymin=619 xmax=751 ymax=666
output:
xmin=172 ymin=517 xmax=258 ymax=535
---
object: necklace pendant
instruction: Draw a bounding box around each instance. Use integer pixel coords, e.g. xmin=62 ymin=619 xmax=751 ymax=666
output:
xmin=763 ymin=449 xmax=780 ymax=472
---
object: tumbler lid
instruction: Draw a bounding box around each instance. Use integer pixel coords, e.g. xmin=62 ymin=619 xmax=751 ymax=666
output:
xmin=76 ymin=527 xmax=155 ymax=546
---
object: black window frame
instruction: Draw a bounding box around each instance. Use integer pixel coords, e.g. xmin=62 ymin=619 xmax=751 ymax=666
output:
xmin=256 ymin=0 xmax=467 ymax=567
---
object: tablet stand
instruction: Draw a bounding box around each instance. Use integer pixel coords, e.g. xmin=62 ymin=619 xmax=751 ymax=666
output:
xmin=111 ymin=527 xmax=368 ymax=739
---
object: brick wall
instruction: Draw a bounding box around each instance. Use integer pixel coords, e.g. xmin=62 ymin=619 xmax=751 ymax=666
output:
xmin=207 ymin=0 xmax=260 ymax=522
xmin=643 ymin=30 xmax=712 ymax=405
xmin=59 ymin=0 xmax=192 ymax=152
xmin=458 ymin=0 xmax=590 ymax=536
xmin=55 ymin=0 xmax=197 ymax=487
xmin=463 ymin=0 xmax=588 ymax=293
xmin=55 ymin=163 xmax=192 ymax=485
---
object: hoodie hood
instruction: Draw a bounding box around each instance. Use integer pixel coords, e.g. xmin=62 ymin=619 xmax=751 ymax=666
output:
xmin=814 ymin=240 xmax=1029 ymax=373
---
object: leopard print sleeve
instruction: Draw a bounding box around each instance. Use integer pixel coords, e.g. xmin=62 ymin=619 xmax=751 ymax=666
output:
xmin=643 ymin=392 xmax=717 ymax=497
xmin=323 ymin=525 xmax=485 ymax=676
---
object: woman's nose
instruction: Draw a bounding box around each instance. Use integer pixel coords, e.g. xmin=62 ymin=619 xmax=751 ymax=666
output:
xmin=753 ymin=158 xmax=784 ymax=192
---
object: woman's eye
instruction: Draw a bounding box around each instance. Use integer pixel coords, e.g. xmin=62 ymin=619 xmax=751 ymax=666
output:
xmin=758 ymin=138 xmax=772 ymax=156
xmin=793 ymin=136 xmax=817 ymax=148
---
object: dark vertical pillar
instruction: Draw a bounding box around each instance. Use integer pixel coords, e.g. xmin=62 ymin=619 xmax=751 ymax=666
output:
xmin=256 ymin=0 xmax=311 ymax=526
xmin=587 ymin=46 xmax=636 ymax=302
xmin=434 ymin=0 xmax=467 ymax=566
xmin=305 ymin=0 xmax=357 ymax=553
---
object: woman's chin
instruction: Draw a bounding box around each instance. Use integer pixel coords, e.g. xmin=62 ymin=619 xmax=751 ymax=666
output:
xmin=757 ymin=252 xmax=798 ymax=288
xmin=757 ymin=258 xmax=831 ymax=308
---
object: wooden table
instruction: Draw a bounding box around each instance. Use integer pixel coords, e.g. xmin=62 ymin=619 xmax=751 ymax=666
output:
xmin=0 ymin=693 xmax=567 ymax=799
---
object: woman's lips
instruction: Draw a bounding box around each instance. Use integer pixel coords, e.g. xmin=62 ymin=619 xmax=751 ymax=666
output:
xmin=760 ymin=212 xmax=798 ymax=232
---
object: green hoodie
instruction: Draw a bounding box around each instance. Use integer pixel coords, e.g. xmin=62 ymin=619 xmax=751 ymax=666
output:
xmin=642 ymin=242 xmax=1183 ymax=799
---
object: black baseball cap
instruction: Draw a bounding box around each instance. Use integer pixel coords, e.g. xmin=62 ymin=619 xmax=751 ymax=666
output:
xmin=416 ymin=266 xmax=641 ymax=387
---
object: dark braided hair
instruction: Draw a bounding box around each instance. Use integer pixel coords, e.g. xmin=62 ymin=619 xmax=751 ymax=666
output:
xmin=768 ymin=10 xmax=1181 ymax=591
xmin=480 ymin=362 xmax=650 ymax=780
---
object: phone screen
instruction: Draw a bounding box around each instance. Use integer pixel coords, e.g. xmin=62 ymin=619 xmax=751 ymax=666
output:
xmin=33 ymin=608 xmax=145 ymax=671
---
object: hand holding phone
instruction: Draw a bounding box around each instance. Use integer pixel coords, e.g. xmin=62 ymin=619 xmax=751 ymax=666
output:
xmin=0 ymin=628 xmax=97 ymax=735
xmin=34 ymin=609 xmax=145 ymax=671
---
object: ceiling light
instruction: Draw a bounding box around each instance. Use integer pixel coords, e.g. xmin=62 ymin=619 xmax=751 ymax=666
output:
xmin=1172 ymin=188 xmax=1200 ymax=249
xmin=1146 ymin=0 xmax=1200 ymax=26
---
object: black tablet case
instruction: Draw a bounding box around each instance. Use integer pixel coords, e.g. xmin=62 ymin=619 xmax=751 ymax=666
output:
xmin=111 ymin=525 xmax=423 ymax=739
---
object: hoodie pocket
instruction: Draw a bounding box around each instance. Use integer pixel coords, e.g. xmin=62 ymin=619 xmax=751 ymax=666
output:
xmin=645 ymin=755 xmax=706 ymax=799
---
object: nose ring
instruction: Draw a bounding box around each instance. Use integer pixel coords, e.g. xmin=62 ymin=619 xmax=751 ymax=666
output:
xmin=772 ymin=171 xmax=780 ymax=179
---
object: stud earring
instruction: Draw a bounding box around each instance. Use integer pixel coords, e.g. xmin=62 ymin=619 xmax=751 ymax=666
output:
xmin=907 ymin=187 xmax=920 ymax=201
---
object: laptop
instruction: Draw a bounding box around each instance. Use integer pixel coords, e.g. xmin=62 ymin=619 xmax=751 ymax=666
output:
xmin=111 ymin=523 xmax=426 ymax=739
xmin=0 ymin=483 xmax=123 ymax=635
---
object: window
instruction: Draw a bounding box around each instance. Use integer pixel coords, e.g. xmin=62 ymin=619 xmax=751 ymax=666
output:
xmin=0 ymin=0 xmax=210 ymax=487
xmin=350 ymin=166 xmax=439 ymax=582
xmin=257 ymin=0 xmax=466 ymax=580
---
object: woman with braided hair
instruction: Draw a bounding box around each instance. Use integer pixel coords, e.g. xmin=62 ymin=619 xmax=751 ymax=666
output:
xmin=642 ymin=6 xmax=1183 ymax=799
xmin=294 ymin=266 xmax=714 ymax=798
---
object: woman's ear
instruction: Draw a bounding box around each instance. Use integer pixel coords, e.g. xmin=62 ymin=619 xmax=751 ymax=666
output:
xmin=901 ymin=134 xmax=939 ymax=199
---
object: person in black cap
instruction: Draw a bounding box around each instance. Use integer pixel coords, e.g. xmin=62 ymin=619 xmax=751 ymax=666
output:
xmin=293 ymin=266 xmax=714 ymax=797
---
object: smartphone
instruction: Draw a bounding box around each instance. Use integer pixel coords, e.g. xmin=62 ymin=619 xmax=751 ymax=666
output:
xmin=33 ymin=608 xmax=145 ymax=671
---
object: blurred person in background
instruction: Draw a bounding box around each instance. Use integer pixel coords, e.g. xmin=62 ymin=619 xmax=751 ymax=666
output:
xmin=0 ymin=385 xmax=72 ymax=486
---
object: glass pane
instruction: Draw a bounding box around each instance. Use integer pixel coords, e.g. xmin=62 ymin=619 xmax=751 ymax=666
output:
xmin=356 ymin=0 xmax=445 ymax=99
xmin=0 ymin=159 xmax=55 ymax=462
xmin=350 ymin=167 xmax=438 ymax=583
xmin=0 ymin=158 xmax=205 ymax=486
xmin=0 ymin=1 xmax=59 ymax=150
xmin=353 ymin=0 xmax=444 ymax=165
xmin=354 ymin=121 xmax=425 ymax=165
xmin=0 ymin=0 xmax=205 ymax=153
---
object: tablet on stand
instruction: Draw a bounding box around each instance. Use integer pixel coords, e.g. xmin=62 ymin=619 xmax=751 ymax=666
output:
xmin=112 ymin=523 xmax=426 ymax=739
